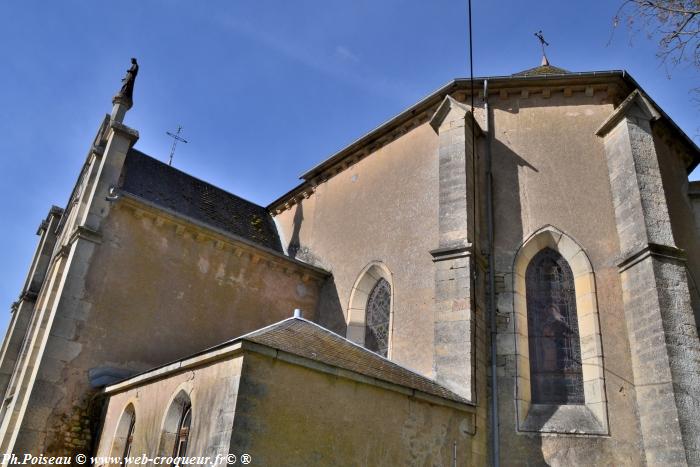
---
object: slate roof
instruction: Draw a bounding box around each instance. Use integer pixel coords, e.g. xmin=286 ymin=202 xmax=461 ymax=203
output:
xmin=241 ymin=318 xmax=472 ymax=405
xmin=119 ymin=149 xmax=282 ymax=252
xmin=106 ymin=317 xmax=472 ymax=407
xmin=512 ymin=63 xmax=571 ymax=77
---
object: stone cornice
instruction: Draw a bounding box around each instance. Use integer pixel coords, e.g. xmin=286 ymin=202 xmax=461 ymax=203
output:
xmin=68 ymin=225 xmax=102 ymax=246
xmin=617 ymin=243 xmax=686 ymax=272
xmin=36 ymin=206 xmax=64 ymax=235
xmin=117 ymin=192 xmax=330 ymax=282
xmin=430 ymin=243 xmax=473 ymax=262
xmin=109 ymin=119 xmax=139 ymax=145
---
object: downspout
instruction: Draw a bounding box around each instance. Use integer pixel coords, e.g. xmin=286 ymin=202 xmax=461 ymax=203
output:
xmin=484 ymin=79 xmax=500 ymax=467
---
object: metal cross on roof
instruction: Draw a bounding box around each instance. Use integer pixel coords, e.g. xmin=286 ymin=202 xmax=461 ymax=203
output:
xmin=534 ymin=30 xmax=550 ymax=63
xmin=166 ymin=126 xmax=188 ymax=166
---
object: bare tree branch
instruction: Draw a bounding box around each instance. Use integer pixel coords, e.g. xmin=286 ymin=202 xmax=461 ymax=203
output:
xmin=614 ymin=0 xmax=700 ymax=68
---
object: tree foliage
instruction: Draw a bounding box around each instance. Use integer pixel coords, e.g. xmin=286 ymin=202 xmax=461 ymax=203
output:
xmin=614 ymin=1 xmax=700 ymax=70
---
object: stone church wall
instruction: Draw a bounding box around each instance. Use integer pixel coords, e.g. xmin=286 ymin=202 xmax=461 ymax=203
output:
xmin=486 ymin=90 xmax=644 ymax=465
xmin=96 ymin=347 xmax=477 ymax=467
xmin=95 ymin=355 xmax=244 ymax=464
xmin=274 ymin=122 xmax=440 ymax=377
xmin=15 ymin=201 xmax=325 ymax=456
xmin=231 ymin=351 xmax=476 ymax=466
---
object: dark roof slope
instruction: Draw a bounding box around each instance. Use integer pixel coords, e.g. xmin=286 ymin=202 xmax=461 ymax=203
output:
xmin=120 ymin=149 xmax=282 ymax=252
xmin=242 ymin=318 xmax=471 ymax=405
xmin=107 ymin=316 xmax=472 ymax=406
xmin=513 ymin=64 xmax=571 ymax=77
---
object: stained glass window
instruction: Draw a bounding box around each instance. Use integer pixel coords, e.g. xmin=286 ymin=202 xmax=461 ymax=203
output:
xmin=365 ymin=278 xmax=391 ymax=357
xmin=526 ymin=248 xmax=584 ymax=404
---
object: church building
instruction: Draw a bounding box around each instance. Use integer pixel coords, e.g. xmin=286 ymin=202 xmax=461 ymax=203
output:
xmin=0 ymin=57 xmax=699 ymax=466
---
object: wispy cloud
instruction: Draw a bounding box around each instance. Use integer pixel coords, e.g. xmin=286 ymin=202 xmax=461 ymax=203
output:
xmin=335 ymin=45 xmax=360 ymax=63
xmin=218 ymin=17 xmax=406 ymax=101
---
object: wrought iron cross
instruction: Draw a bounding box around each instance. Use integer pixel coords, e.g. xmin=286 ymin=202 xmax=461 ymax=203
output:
xmin=534 ymin=30 xmax=550 ymax=58
xmin=166 ymin=126 xmax=188 ymax=166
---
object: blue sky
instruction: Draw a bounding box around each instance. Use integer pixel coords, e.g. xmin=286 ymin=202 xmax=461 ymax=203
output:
xmin=0 ymin=0 xmax=697 ymax=335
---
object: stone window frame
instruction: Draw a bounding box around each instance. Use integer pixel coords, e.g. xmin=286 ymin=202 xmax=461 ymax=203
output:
xmin=512 ymin=226 xmax=608 ymax=434
xmin=110 ymin=402 xmax=137 ymax=464
xmin=346 ymin=261 xmax=394 ymax=358
xmin=158 ymin=387 xmax=194 ymax=458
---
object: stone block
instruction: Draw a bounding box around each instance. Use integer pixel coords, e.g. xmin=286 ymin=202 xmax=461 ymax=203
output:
xmin=514 ymin=331 xmax=528 ymax=357
xmin=583 ymin=379 xmax=605 ymax=404
xmin=496 ymin=332 xmax=515 ymax=356
xmin=574 ymin=273 xmax=595 ymax=296
xmin=578 ymin=311 xmax=600 ymax=337
xmin=575 ymin=292 xmax=597 ymax=319
xmin=580 ymin=334 xmax=603 ymax=359
xmin=516 ymin=376 xmax=531 ymax=402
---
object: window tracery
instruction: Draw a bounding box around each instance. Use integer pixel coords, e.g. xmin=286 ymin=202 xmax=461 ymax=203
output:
xmin=364 ymin=278 xmax=391 ymax=357
xmin=526 ymin=248 xmax=584 ymax=404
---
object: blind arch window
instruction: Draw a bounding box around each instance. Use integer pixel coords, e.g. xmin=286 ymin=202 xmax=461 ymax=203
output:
xmin=364 ymin=278 xmax=391 ymax=357
xmin=526 ymin=248 xmax=584 ymax=404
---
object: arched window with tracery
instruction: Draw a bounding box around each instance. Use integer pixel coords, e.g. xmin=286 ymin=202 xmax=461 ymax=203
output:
xmin=365 ymin=278 xmax=391 ymax=357
xmin=526 ymin=248 xmax=584 ymax=404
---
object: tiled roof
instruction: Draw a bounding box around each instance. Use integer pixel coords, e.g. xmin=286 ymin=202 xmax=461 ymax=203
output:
xmin=243 ymin=318 xmax=472 ymax=405
xmin=119 ymin=149 xmax=282 ymax=252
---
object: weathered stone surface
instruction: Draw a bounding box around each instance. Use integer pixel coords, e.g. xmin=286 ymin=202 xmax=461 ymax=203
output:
xmin=601 ymin=100 xmax=700 ymax=466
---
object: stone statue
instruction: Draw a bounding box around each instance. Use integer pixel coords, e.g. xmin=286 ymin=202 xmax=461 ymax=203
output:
xmin=113 ymin=58 xmax=139 ymax=110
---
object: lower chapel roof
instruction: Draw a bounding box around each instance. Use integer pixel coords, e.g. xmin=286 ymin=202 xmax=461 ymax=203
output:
xmin=119 ymin=149 xmax=282 ymax=252
xmin=105 ymin=317 xmax=473 ymax=408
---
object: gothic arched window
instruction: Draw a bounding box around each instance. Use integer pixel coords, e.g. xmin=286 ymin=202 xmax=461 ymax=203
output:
xmin=112 ymin=405 xmax=136 ymax=467
xmin=172 ymin=403 xmax=191 ymax=464
xmin=121 ymin=416 xmax=135 ymax=466
xmin=526 ymin=248 xmax=584 ymax=404
xmin=365 ymin=278 xmax=391 ymax=357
